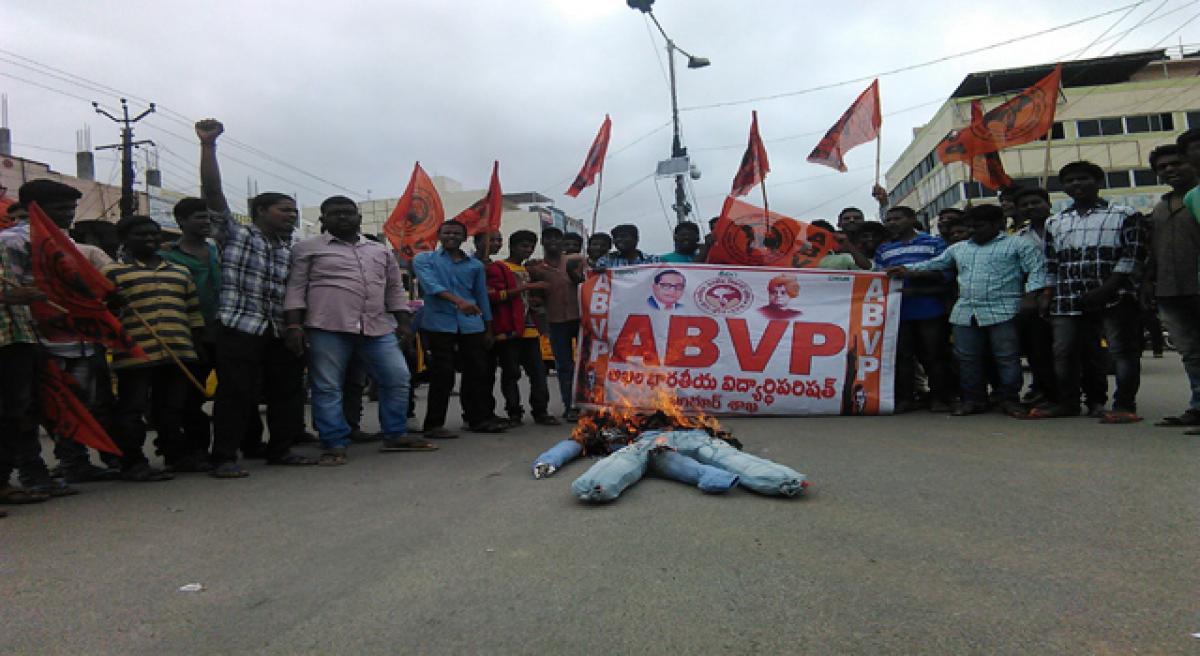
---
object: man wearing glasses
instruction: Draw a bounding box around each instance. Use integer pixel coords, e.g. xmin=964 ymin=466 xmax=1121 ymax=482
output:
xmin=648 ymin=270 xmax=687 ymax=311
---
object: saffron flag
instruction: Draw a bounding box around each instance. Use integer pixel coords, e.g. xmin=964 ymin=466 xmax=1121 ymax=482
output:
xmin=807 ymin=80 xmax=882 ymax=172
xmin=453 ymin=161 xmax=504 ymax=236
xmin=731 ymin=111 xmax=771 ymax=197
xmin=28 ymin=203 xmax=144 ymax=356
xmin=383 ymin=162 xmax=445 ymax=260
xmin=966 ymin=102 xmax=1014 ymax=191
xmin=705 ymin=196 xmax=837 ymax=268
xmin=936 ymin=64 xmax=1062 ymax=164
xmin=41 ymin=361 xmax=122 ymax=455
xmin=565 ymin=115 xmax=612 ymax=198
xmin=0 ymin=195 xmax=14 ymax=230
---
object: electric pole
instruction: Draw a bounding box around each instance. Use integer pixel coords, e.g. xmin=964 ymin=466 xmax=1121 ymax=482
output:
xmin=94 ymin=98 xmax=155 ymax=217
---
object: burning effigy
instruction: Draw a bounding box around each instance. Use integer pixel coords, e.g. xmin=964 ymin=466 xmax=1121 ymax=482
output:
xmin=533 ymin=390 xmax=809 ymax=503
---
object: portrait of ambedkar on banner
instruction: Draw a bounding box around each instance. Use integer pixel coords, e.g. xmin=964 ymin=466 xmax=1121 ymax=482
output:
xmin=758 ymin=274 xmax=803 ymax=320
xmin=648 ymin=269 xmax=686 ymax=311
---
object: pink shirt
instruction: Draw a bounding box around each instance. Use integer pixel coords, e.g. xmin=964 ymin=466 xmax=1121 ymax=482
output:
xmin=284 ymin=233 xmax=409 ymax=336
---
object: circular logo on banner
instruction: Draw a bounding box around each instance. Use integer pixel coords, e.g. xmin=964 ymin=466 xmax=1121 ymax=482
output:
xmin=694 ymin=276 xmax=753 ymax=315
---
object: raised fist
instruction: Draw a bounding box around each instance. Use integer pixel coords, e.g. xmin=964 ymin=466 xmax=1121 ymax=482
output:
xmin=195 ymin=119 xmax=224 ymax=145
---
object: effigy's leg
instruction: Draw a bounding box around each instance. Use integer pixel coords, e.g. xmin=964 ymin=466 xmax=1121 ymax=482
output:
xmin=570 ymin=441 xmax=651 ymax=503
xmin=533 ymin=439 xmax=584 ymax=479
xmin=670 ymin=430 xmax=807 ymax=497
xmin=650 ymin=450 xmax=739 ymax=493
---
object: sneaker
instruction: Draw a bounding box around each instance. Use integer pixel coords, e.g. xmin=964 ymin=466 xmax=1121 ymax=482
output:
xmin=533 ymin=463 xmax=556 ymax=479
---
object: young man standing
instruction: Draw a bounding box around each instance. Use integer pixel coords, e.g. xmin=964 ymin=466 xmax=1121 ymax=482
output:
xmin=160 ymin=197 xmax=221 ymax=463
xmin=283 ymin=196 xmax=432 ymax=464
xmin=586 ymin=232 xmax=613 ymax=268
xmin=1150 ymin=137 xmax=1200 ymax=432
xmin=660 ymin=222 xmax=701 ymax=263
xmin=836 ymin=207 xmax=866 ymax=232
xmin=469 ymin=230 xmax=513 ymax=432
xmin=196 ymin=119 xmax=317 ymax=476
xmin=887 ymin=205 xmax=1046 ymax=416
xmin=597 ymin=224 xmax=662 ymax=268
xmin=1012 ymin=187 xmax=1059 ymax=407
xmin=1033 ymin=161 xmax=1147 ymax=422
xmin=103 ymin=216 xmax=206 ymax=480
xmin=562 ymin=232 xmax=584 ymax=256
xmin=529 ymin=227 xmax=582 ymax=421
xmin=874 ymin=205 xmax=953 ymax=413
xmin=496 ymin=230 xmax=558 ymax=426
xmin=412 ymin=220 xmax=495 ymax=438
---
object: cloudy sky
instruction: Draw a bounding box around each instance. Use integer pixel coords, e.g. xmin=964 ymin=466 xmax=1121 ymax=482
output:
xmin=2 ymin=0 xmax=1195 ymax=250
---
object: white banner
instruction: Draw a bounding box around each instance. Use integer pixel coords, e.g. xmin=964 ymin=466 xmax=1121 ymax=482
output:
xmin=574 ymin=264 xmax=902 ymax=416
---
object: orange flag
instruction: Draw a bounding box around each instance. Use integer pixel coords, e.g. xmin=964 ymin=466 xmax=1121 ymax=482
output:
xmin=453 ymin=161 xmax=504 ymax=236
xmin=705 ymin=196 xmax=836 ymax=268
xmin=28 ymin=202 xmax=144 ymax=357
xmin=731 ymin=111 xmax=770 ymax=197
xmin=41 ymin=360 xmax=122 ymax=455
xmin=936 ymin=64 xmax=1061 ymax=164
xmin=966 ymin=102 xmax=1014 ymax=191
xmin=565 ymin=115 xmax=612 ymax=198
xmin=383 ymin=162 xmax=445 ymax=260
xmin=807 ymin=80 xmax=882 ymax=172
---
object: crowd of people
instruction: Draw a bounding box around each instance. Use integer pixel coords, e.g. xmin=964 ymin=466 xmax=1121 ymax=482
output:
xmin=1 ymin=119 xmax=1197 ymax=516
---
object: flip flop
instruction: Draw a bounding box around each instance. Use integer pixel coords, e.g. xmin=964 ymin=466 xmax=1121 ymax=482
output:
xmin=266 ymin=453 xmax=319 ymax=466
xmin=210 ymin=462 xmax=250 ymax=479
xmin=0 ymin=486 xmax=50 ymax=504
xmin=1024 ymin=404 xmax=1079 ymax=419
xmin=380 ymin=438 xmax=438 ymax=452
xmin=318 ymin=449 xmax=347 ymax=466
xmin=1099 ymin=410 xmax=1142 ymax=424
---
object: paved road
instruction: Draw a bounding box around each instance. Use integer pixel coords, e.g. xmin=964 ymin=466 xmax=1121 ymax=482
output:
xmin=2 ymin=356 xmax=1197 ymax=654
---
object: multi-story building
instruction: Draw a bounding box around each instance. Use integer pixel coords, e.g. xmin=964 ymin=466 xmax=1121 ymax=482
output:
xmin=300 ymin=175 xmax=585 ymax=256
xmin=886 ymin=49 xmax=1200 ymax=224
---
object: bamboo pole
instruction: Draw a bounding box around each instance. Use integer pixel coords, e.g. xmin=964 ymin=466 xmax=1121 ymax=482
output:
xmin=874 ymin=127 xmax=882 ymax=189
xmin=590 ymin=168 xmax=605 ymax=235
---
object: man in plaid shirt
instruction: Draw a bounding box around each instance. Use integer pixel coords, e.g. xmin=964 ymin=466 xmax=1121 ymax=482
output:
xmin=1033 ymin=161 xmax=1148 ymax=422
xmin=197 ymin=119 xmax=317 ymax=477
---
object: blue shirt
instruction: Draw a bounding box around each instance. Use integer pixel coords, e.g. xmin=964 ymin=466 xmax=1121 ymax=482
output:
xmin=874 ymin=233 xmax=948 ymax=321
xmin=909 ymin=233 xmax=1047 ymax=327
xmin=412 ymin=248 xmax=492 ymax=334
xmin=597 ymin=250 xmax=663 ymax=268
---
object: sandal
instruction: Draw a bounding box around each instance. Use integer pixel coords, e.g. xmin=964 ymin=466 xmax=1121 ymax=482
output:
xmin=424 ymin=428 xmax=461 ymax=439
xmin=1001 ymin=402 xmax=1030 ymax=419
xmin=380 ymin=438 xmax=438 ymax=452
xmin=0 ymin=485 xmax=50 ymax=504
xmin=1099 ymin=410 xmax=1142 ymax=425
xmin=27 ymin=479 xmax=81 ymax=496
xmin=266 ymin=452 xmax=319 ymax=466
xmin=318 ymin=448 xmax=347 ymax=466
xmin=210 ymin=462 xmax=250 ymax=479
xmin=1024 ymin=404 xmax=1079 ymax=419
xmin=120 ymin=463 xmax=174 ymax=483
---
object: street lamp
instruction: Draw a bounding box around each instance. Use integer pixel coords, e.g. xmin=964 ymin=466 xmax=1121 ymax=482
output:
xmin=628 ymin=0 xmax=710 ymax=225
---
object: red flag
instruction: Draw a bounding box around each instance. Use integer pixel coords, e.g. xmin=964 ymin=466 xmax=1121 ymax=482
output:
xmin=705 ymin=196 xmax=836 ymax=268
xmin=0 ymin=195 xmax=14 ymax=231
xmin=41 ymin=361 xmax=122 ymax=455
xmin=731 ymin=111 xmax=771 ymax=197
xmin=965 ymin=102 xmax=1014 ymax=191
xmin=383 ymin=162 xmax=445 ymax=260
xmin=807 ymin=80 xmax=882 ymax=172
xmin=565 ymin=115 xmax=612 ymax=198
xmin=28 ymin=203 xmax=144 ymax=356
xmin=453 ymin=161 xmax=504 ymax=236
xmin=937 ymin=64 xmax=1061 ymax=164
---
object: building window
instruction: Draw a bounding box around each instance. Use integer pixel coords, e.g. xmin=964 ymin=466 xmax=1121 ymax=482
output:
xmin=1077 ymin=113 xmax=1175 ymax=138
xmin=1125 ymin=115 xmax=1150 ymax=133
xmin=1100 ymin=118 xmax=1124 ymax=136
xmin=1037 ymin=122 xmax=1066 ymax=141
xmin=1076 ymin=119 xmax=1100 ymax=138
xmin=1046 ymin=176 xmax=1063 ymax=193
xmin=1188 ymin=111 xmax=1200 ymax=129
xmin=1132 ymin=169 xmax=1158 ymax=186
xmin=1105 ymin=171 xmax=1131 ymax=189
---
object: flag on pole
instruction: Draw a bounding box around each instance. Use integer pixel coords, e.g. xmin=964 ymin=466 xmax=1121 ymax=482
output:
xmin=453 ymin=161 xmax=504 ymax=236
xmin=965 ymin=102 xmax=1014 ymax=190
xmin=565 ymin=115 xmax=612 ymax=198
xmin=731 ymin=111 xmax=771 ymax=197
xmin=936 ymin=64 xmax=1062 ymax=164
xmin=28 ymin=202 xmax=144 ymax=357
xmin=383 ymin=162 xmax=445 ymax=260
xmin=806 ymin=80 xmax=882 ymax=172
xmin=705 ymin=196 xmax=836 ymax=268
xmin=41 ymin=358 xmax=123 ymax=455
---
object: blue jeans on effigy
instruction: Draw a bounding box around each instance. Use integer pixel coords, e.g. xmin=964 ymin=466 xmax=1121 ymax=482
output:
xmin=536 ymin=439 xmax=584 ymax=470
xmin=650 ymin=450 xmax=739 ymax=493
xmin=308 ymin=329 xmax=410 ymax=449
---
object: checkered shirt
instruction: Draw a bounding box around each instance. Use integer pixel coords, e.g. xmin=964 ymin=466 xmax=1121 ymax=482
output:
xmin=908 ymin=233 xmax=1047 ymax=326
xmin=1043 ymin=198 xmax=1146 ymax=316
xmin=213 ymin=212 xmax=291 ymax=335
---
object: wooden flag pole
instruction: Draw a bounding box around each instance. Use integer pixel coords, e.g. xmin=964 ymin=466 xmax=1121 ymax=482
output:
xmin=874 ymin=128 xmax=883 ymax=188
xmin=1040 ymin=129 xmax=1054 ymax=188
xmin=127 ymin=306 xmax=209 ymax=397
xmin=590 ymin=168 xmax=605 ymax=235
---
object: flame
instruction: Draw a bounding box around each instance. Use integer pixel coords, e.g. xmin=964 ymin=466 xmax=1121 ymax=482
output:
xmin=573 ymin=367 xmax=724 ymax=444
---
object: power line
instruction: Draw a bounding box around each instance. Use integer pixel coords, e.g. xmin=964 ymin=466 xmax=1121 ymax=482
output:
xmin=679 ymin=2 xmax=1146 ymax=112
xmin=1067 ymin=0 xmax=1146 ymax=59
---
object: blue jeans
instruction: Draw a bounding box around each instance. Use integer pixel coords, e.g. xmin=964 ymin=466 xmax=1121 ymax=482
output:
xmin=952 ymin=318 xmax=1023 ymax=404
xmin=1157 ymin=295 xmax=1200 ymax=411
xmin=308 ymin=329 xmax=410 ymax=449
xmin=536 ymin=439 xmax=584 ymax=469
xmin=548 ymin=320 xmax=579 ymax=411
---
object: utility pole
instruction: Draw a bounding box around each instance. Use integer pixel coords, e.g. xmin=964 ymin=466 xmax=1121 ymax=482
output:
xmin=94 ymin=98 xmax=155 ymax=217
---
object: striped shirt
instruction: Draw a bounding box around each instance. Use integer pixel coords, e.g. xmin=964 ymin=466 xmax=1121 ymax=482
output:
xmin=211 ymin=211 xmax=290 ymax=336
xmin=873 ymin=233 xmax=948 ymax=321
xmin=102 ymin=256 xmax=204 ymax=369
xmin=909 ymin=233 xmax=1047 ymax=326
xmin=1044 ymin=198 xmax=1146 ymax=316
xmin=0 ymin=246 xmax=37 ymax=348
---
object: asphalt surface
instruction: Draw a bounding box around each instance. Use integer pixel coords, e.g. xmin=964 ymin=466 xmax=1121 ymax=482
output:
xmin=2 ymin=355 xmax=1197 ymax=655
